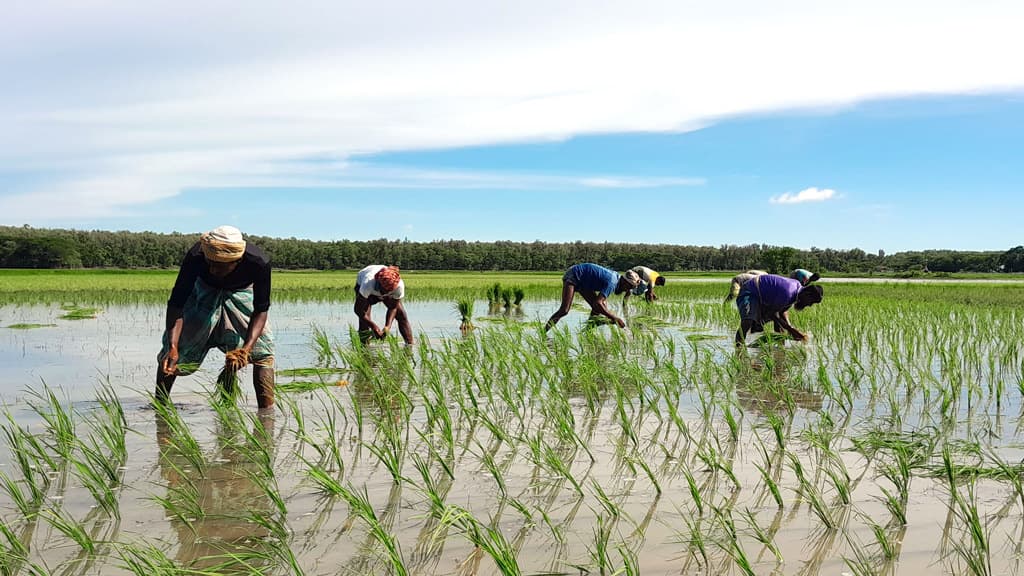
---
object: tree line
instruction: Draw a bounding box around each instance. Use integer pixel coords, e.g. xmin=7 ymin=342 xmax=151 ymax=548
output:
xmin=1 ymin=225 xmax=1020 ymax=273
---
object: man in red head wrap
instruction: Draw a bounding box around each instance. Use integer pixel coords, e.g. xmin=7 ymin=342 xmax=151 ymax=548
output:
xmin=353 ymin=264 xmax=413 ymax=345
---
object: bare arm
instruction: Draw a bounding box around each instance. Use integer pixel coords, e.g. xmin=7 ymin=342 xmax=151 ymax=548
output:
xmin=773 ymin=310 xmax=806 ymax=341
xmin=645 ymin=286 xmax=656 ymax=302
xmin=735 ymin=319 xmax=754 ymax=346
xmin=354 ymin=294 xmax=384 ymax=337
xmin=588 ymin=294 xmax=625 ymax=328
xmin=161 ymin=306 xmax=185 ymax=374
xmin=242 ymin=311 xmax=269 ymax=351
xmin=383 ymin=299 xmax=399 ymax=333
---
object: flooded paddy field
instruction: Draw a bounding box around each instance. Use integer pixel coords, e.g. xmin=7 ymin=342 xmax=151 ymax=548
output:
xmin=1 ymin=271 xmax=1024 ymax=575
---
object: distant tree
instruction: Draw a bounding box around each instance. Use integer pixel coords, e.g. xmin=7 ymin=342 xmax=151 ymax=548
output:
xmin=759 ymin=246 xmax=798 ymax=275
xmin=999 ymin=246 xmax=1024 ymax=273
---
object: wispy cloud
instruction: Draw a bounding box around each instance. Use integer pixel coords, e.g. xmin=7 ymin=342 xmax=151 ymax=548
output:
xmin=0 ymin=160 xmax=704 ymax=221
xmin=578 ymin=176 xmax=704 ymax=188
xmin=770 ymin=187 xmax=838 ymax=205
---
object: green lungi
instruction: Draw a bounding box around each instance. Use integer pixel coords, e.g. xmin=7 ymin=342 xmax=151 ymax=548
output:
xmin=158 ymin=278 xmax=274 ymax=375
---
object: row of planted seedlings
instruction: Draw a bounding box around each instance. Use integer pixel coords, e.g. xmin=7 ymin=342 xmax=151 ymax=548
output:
xmin=1 ymin=281 xmax=1023 ymax=574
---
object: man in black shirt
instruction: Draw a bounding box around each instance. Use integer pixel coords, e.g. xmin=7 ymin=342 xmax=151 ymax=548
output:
xmin=157 ymin=225 xmax=275 ymax=409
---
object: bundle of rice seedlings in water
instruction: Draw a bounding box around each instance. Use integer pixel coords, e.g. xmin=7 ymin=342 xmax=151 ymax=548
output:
xmin=513 ymin=287 xmax=525 ymax=306
xmin=455 ymin=299 xmax=475 ymax=332
xmin=751 ymin=332 xmax=789 ymax=348
xmin=500 ymin=288 xmax=513 ymax=309
xmin=486 ymin=283 xmax=502 ymax=304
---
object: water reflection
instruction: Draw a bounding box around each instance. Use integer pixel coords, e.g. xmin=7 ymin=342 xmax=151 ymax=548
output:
xmin=155 ymin=411 xmax=276 ymax=572
xmin=734 ymin=346 xmax=823 ymax=413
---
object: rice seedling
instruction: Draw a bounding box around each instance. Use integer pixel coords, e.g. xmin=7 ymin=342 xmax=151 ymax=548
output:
xmin=0 ymin=521 xmax=47 ymax=576
xmin=336 ymin=483 xmax=408 ymax=576
xmin=236 ymin=511 xmax=305 ymax=576
xmin=713 ymin=507 xmax=756 ymax=576
xmin=739 ymin=507 xmax=782 ymax=563
xmin=71 ymin=439 xmax=121 ymax=517
xmin=455 ymin=298 xmax=475 ymax=332
xmin=513 ymin=287 xmax=525 ymax=306
xmin=941 ymin=445 xmax=992 ymax=576
xmin=58 ymin=304 xmax=101 ymax=320
xmin=42 ymin=508 xmax=96 ymax=555
xmin=148 ymin=464 xmax=204 ymax=532
xmin=585 ymin=514 xmax=616 ymax=575
xmin=0 ymin=470 xmax=42 ymax=520
xmin=115 ymin=542 xmax=190 ymax=575
xmin=25 ymin=384 xmax=76 ymax=460
xmin=151 ymin=398 xmax=205 ymax=475
xmin=437 ymin=505 xmax=521 ymax=576
xmin=309 ymin=322 xmax=336 ymax=366
xmin=1 ymin=413 xmax=54 ymax=493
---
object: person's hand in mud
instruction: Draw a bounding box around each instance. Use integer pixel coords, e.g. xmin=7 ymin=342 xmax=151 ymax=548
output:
xmin=614 ymin=316 xmax=626 ymax=328
xmin=162 ymin=345 xmax=179 ymax=376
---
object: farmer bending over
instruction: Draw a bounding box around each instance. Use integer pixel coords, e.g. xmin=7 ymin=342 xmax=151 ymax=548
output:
xmin=735 ymin=273 xmax=823 ymax=346
xmin=545 ymin=263 xmax=639 ymax=331
xmin=726 ymin=268 xmax=820 ymax=302
xmin=623 ymin=265 xmax=666 ymax=303
xmin=157 ymin=225 xmax=275 ymax=409
xmin=354 ymin=265 xmax=413 ymax=345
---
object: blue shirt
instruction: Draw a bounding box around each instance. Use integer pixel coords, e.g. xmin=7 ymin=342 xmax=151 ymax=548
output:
xmin=570 ymin=263 xmax=619 ymax=297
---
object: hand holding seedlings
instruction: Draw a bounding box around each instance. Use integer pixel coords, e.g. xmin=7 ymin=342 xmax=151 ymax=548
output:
xmin=224 ymin=347 xmax=251 ymax=371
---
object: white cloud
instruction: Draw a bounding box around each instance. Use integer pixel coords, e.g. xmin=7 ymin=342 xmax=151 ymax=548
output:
xmin=1 ymin=0 xmax=1022 ymax=221
xmin=770 ymin=187 xmax=838 ymax=205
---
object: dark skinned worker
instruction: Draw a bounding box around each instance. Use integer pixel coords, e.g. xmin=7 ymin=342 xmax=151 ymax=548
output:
xmin=354 ymin=265 xmax=413 ymax=346
xmin=545 ymin=263 xmax=639 ymax=331
xmin=735 ymin=273 xmax=823 ymax=346
xmin=623 ymin=265 xmax=666 ymax=303
xmin=726 ymin=268 xmax=821 ymax=302
xmin=157 ymin=225 xmax=275 ymax=409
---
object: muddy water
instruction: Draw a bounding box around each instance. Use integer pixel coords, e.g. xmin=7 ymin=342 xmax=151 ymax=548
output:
xmin=0 ymin=298 xmax=1021 ymax=575
xmin=0 ymin=300 xmax=547 ymax=403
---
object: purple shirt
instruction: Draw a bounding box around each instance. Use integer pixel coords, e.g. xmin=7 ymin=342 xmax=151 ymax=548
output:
xmin=753 ymin=274 xmax=801 ymax=310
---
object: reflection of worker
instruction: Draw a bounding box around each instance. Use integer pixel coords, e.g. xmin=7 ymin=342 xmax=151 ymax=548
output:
xmin=726 ymin=268 xmax=820 ymax=302
xmin=623 ymin=266 xmax=666 ymax=303
xmin=156 ymin=225 xmax=275 ymax=409
xmin=156 ymin=412 xmax=275 ymax=572
xmin=545 ymin=263 xmax=639 ymax=331
xmin=735 ymin=274 xmax=823 ymax=346
xmin=353 ymin=265 xmax=413 ymax=345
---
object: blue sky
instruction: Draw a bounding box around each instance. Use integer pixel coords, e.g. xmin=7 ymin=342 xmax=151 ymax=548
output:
xmin=1 ymin=1 xmax=1022 ymax=252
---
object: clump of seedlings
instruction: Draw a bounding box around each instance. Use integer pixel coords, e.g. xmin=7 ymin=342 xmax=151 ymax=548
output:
xmin=455 ymin=298 xmax=475 ymax=333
